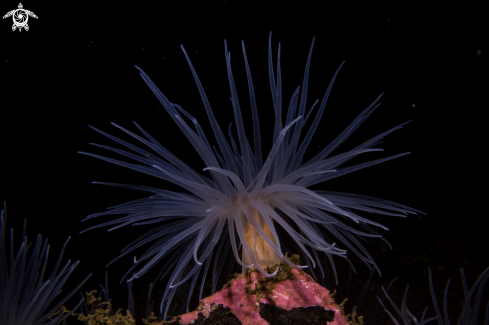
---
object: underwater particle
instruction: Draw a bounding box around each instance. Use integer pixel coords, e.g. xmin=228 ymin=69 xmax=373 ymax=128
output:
xmin=80 ymin=32 xmax=423 ymax=319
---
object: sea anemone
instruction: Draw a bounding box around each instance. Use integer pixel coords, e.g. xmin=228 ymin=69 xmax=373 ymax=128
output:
xmin=378 ymin=267 xmax=489 ymax=325
xmin=79 ymin=32 xmax=423 ymax=318
xmin=0 ymin=204 xmax=91 ymax=325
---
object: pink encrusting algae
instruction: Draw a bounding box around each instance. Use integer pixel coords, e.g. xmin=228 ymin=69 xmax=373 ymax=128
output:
xmin=173 ymin=268 xmax=349 ymax=325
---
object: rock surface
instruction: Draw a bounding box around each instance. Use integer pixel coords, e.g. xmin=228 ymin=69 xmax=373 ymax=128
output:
xmin=166 ymin=267 xmax=349 ymax=325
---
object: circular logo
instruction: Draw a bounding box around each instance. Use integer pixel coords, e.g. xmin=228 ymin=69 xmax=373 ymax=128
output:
xmin=13 ymin=9 xmax=28 ymax=28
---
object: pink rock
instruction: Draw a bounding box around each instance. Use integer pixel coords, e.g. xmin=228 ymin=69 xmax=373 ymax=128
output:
xmin=171 ymin=268 xmax=349 ymax=325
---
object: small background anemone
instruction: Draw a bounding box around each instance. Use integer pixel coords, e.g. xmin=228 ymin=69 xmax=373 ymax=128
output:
xmin=379 ymin=267 xmax=489 ymax=325
xmin=0 ymin=204 xmax=91 ymax=325
xmin=1 ymin=2 xmax=488 ymax=324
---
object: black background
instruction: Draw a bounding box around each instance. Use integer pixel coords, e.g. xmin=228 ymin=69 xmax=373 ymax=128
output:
xmin=1 ymin=1 xmax=488 ymax=324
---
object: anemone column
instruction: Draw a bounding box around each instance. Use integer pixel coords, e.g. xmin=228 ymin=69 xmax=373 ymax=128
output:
xmin=242 ymin=208 xmax=282 ymax=272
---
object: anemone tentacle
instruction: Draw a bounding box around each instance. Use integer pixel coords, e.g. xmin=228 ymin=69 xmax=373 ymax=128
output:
xmin=0 ymin=205 xmax=91 ymax=325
